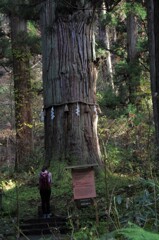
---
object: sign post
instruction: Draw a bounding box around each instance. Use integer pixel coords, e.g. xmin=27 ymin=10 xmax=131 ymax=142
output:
xmin=66 ymin=164 xmax=98 ymax=208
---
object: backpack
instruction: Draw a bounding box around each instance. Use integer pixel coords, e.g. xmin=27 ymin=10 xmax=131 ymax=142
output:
xmin=39 ymin=171 xmax=50 ymax=190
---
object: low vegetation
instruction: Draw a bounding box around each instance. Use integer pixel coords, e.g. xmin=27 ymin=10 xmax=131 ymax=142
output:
xmin=1 ymin=107 xmax=159 ymax=240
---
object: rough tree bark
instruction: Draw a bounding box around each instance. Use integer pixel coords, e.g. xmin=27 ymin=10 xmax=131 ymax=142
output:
xmin=147 ymin=0 xmax=159 ymax=146
xmin=40 ymin=0 xmax=101 ymax=166
xmin=10 ymin=15 xmax=33 ymax=169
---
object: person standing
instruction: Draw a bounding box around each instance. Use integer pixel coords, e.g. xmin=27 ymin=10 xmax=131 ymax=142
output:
xmin=39 ymin=166 xmax=52 ymax=218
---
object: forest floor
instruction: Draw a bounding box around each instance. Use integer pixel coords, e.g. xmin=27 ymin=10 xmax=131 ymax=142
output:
xmin=1 ymin=157 xmax=159 ymax=240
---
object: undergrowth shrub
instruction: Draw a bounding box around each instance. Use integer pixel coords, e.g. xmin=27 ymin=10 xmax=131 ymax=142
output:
xmin=101 ymin=223 xmax=159 ymax=240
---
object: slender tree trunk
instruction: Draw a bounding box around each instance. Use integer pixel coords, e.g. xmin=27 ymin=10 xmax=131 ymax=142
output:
xmin=98 ymin=3 xmax=114 ymax=90
xmin=147 ymin=0 xmax=159 ymax=145
xmin=126 ymin=3 xmax=139 ymax=104
xmin=10 ymin=15 xmax=33 ymax=169
xmin=98 ymin=25 xmax=114 ymax=90
xmin=40 ymin=1 xmax=101 ymax=166
xmin=105 ymin=27 xmax=114 ymax=88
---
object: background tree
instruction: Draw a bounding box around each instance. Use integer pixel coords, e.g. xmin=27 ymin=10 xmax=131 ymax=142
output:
xmin=97 ymin=1 xmax=114 ymax=91
xmin=10 ymin=13 xmax=33 ymax=169
xmin=0 ymin=13 xmax=13 ymax=127
xmin=147 ymin=0 xmax=159 ymax=148
xmin=126 ymin=0 xmax=139 ymax=104
xmin=0 ymin=0 xmax=42 ymax=169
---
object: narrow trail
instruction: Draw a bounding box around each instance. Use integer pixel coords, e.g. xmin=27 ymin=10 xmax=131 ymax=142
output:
xmin=19 ymin=214 xmax=70 ymax=240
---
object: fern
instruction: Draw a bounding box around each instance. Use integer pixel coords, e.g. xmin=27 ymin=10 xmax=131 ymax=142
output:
xmin=118 ymin=225 xmax=159 ymax=240
xmin=101 ymin=224 xmax=159 ymax=240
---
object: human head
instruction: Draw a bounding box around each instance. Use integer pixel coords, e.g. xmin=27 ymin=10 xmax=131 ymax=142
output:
xmin=41 ymin=166 xmax=48 ymax=172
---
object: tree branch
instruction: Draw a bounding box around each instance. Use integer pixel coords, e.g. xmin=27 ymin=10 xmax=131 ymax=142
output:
xmin=0 ymin=63 xmax=11 ymax=73
xmin=105 ymin=0 xmax=122 ymax=12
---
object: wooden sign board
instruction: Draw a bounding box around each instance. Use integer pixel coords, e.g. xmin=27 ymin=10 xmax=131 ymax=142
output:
xmin=72 ymin=167 xmax=96 ymax=200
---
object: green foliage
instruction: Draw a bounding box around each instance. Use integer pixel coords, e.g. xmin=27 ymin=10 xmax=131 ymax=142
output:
xmin=3 ymin=184 xmax=39 ymax=217
xmin=119 ymin=226 xmax=159 ymax=240
xmin=113 ymin=180 xmax=159 ymax=228
xmin=27 ymin=21 xmax=38 ymax=36
xmin=0 ymin=18 xmax=12 ymax=62
xmin=99 ymin=12 xmax=118 ymax=27
xmin=101 ymin=223 xmax=159 ymax=240
xmin=0 ymin=85 xmax=8 ymax=94
xmin=51 ymin=161 xmax=72 ymax=198
xmin=0 ymin=0 xmax=39 ymax=20
xmin=124 ymin=2 xmax=147 ymax=20
xmin=114 ymin=60 xmax=128 ymax=77
xmin=12 ymin=48 xmax=31 ymax=61
xmin=97 ymin=89 xmax=120 ymax=109
xmin=0 ymin=36 xmax=10 ymax=58
xmin=0 ymin=0 xmax=10 ymax=12
xmin=137 ymin=38 xmax=148 ymax=53
xmin=73 ymin=225 xmax=99 ymax=240
xmin=96 ymin=46 xmax=108 ymax=58
xmin=27 ymin=21 xmax=41 ymax=54
xmin=1 ymin=160 xmax=159 ymax=239
xmin=98 ymin=97 xmax=155 ymax=175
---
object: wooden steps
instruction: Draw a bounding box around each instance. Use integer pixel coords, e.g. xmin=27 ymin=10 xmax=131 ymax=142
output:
xmin=19 ymin=215 xmax=70 ymax=236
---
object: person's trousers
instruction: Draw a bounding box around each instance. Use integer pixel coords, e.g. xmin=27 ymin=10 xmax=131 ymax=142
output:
xmin=40 ymin=188 xmax=51 ymax=214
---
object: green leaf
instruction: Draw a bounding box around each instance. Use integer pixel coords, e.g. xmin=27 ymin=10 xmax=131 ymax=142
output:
xmin=116 ymin=195 xmax=122 ymax=205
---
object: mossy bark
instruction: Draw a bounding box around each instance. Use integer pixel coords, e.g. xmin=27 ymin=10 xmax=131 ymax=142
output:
xmin=10 ymin=15 xmax=33 ymax=169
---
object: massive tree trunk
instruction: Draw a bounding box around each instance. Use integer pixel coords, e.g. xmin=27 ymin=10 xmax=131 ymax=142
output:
xmin=10 ymin=15 xmax=33 ymax=169
xmin=40 ymin=1 xmax=101 ymax=166
xmin=147 ymin=0 xmax=159 ymax=145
